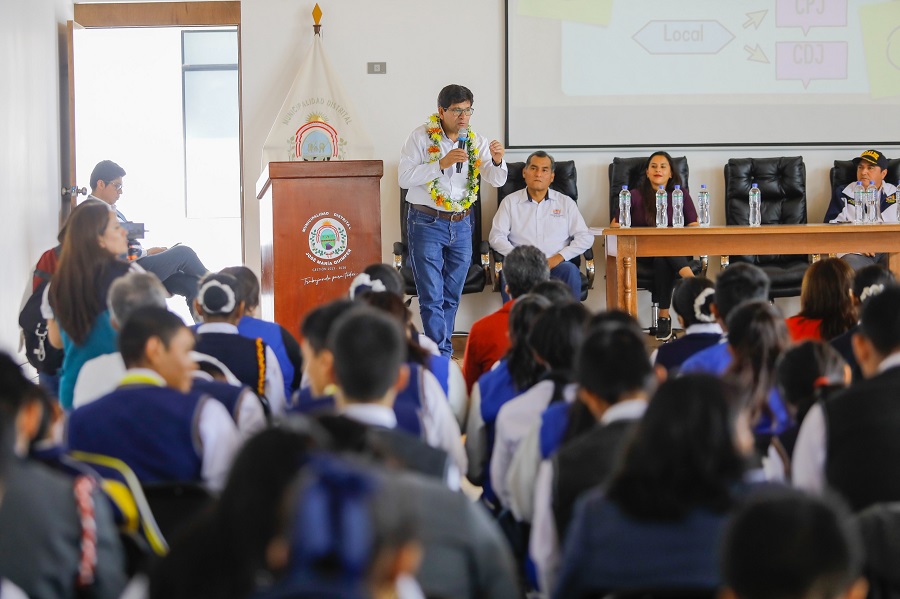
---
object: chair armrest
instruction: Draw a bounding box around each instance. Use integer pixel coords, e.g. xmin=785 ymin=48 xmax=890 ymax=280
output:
xmin=583 ymin=248 xmax=595 ymax=289
xmin=392 ymin=242 xmax=404 ymax=271
xmin=491 ymin=249 xmax=505 ymax=292
xmin=479 ymin=241 xmax=491 ymax=286
xmin=700 ymin=255 xmax=709 ymax=277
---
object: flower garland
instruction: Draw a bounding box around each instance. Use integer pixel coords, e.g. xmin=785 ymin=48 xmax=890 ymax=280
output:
xmin=425 ymin=113 xmax=480 ymax=212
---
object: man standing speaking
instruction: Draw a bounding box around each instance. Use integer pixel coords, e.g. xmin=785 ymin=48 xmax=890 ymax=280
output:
xmin=399 ymin=84 xmax=507 ymax=357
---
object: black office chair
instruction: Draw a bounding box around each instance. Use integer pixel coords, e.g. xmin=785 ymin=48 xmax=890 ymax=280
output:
xmin=142 ymin=482 xmax=215 ymax=545
xmin=392 ymin=187 xmax=490 ymax=299
xmin=723 ymin=157 xmax=809 ymax=299
xmin=607 ymin=157 xmax=708 ymax=330
xmin=490 ymin=160 xmax=595 ymax=301
xmin=828 ymin=158 xmax=900 ymax=219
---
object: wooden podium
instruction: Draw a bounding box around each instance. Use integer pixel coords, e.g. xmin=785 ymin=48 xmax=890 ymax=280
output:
xmin=256 ymin=161 xmax=383 ymax=338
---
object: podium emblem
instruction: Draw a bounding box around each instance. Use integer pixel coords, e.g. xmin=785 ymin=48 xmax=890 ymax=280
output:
xmin=296 ymin=117 xmax=340 ymax=161
xmin=308 ymin=218 xmax=349 ymax=260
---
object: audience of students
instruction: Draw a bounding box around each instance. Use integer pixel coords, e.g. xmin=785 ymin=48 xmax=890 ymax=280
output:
xmin=554 ymin=375 xmax=753 ymax=597
xmin=720 ymin=488 xmax=868 ymax=599
xmin=491 ymin=302 xmax=589 ymax=510
xmin=193 ymin=272 xmax=287 ymax=416
xmin=653 ymin=276 xmax=722 ymax=373
xmin=785 ymin=257 xmax=856 ymax=342
xmin=464 ymin=293 xmax=550 ymax=508
xmin=221 ymin=265 xmax=302 ymax=398
xmin=13 ymin=211 xmax=900 ymax=599
xmin=67 ymin=307 xmax=241 ymax=492
xmin=830 ymin=263 xmax=896 ymax=381
xmin=0 ymin=353 xmax=127 ymax=598
xmin=462 ymin=244 xmax=550 ymax=391
xmin=794 ymin=284 xmax=900 ymax=511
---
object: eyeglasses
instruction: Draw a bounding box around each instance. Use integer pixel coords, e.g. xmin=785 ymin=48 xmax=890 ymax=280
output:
xmin=445 ymin=107 xmax=474 ymax=116
xmin=105 ymin=181 xmax=123 ymax=191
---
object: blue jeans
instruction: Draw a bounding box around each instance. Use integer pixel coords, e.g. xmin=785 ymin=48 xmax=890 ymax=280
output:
xmin=500 ymin=260 xmax=582 ymax=302
xmin=137 ymin=245 xmax=209 ymax=316
xmin=407 ymin=207 xmax=473 ymax=356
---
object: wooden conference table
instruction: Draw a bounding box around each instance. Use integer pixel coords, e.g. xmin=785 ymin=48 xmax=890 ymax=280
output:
xmin=594 ymin=223 xmax=900 ymax=317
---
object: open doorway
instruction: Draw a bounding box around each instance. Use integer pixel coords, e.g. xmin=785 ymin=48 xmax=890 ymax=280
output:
xmin=68 ymin=3 xmax=242 ymax=321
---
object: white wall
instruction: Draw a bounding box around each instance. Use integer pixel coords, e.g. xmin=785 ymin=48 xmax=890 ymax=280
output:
xmin=240 ymin=0 xmax=899 ymax=329
xmin=0 ymin=0 xmax=74 ymax=356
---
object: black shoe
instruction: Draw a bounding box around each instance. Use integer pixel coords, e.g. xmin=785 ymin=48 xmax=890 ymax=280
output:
xmin=656 ymin=317 xmax=673 ymax=341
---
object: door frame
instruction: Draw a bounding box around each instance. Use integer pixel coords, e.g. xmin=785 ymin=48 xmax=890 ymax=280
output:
xmin=64 ymin=2 xmax=243 ymax=256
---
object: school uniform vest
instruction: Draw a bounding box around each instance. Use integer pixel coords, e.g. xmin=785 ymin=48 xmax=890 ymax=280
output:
xmin=655 ymin=333 xmax=722 ymax=372
xmin=394 ymin=362 xmax=426 ymax=439
xmin=291 ymin=369 xmax=425 ymax=440
xmin=426 ymin=353 xmax=451 ymax=396
xmin=238 ymin=316 xmax=295 ymax=399
xmin=540 ymin=401 xmax=571 ymax=460
xmin=552 ymin=420 xmax=636 ymax=540
xmin=194 ymin=332 xmax=267 ymax=397
xmin=367 ymin=427 xmax=451 ymax=482
xmin=191 ymin=378 xmax=262 ymax=424
xmin=477 ymin=362 xmax=520 ymax=503
xmin=67 ymin=385 xmax=205 ymax=484
xmin=823 ymin=368 xmax=900 ymax=511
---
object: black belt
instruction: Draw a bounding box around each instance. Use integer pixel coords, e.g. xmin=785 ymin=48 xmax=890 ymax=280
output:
xmin=409 ymin=203 xmax=472 ymax=222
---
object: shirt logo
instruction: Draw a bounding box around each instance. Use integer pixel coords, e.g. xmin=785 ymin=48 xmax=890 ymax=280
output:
xmin=551 ymin=208 xmax=563 ymax=217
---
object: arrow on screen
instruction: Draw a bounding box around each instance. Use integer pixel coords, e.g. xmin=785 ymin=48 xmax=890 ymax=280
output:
xmin=744 ymin=44 xmax=770 ymax=63
xmin=743 ymin=10 xmax=768 ymax=29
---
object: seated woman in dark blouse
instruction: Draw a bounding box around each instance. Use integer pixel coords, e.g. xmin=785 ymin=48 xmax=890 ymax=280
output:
xmin=612 ymin=151 xmax=698 ymax=340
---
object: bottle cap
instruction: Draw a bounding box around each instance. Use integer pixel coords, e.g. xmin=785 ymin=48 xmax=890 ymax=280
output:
xmin=751 ymin=183 xmax=758 ymax=188
xmin=658 ymin=186 xmax=664 ymax=190
xmin=622 ymin=185 xmax=628 ymax=190
xmin=701 ymin=184 xmax=707 ymax=189
xmin=674 ymin=184 xmax=681 ymax=189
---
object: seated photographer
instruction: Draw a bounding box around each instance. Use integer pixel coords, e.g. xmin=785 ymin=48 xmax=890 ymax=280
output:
xmin=88 ymin=159 xmax=209 ymax=319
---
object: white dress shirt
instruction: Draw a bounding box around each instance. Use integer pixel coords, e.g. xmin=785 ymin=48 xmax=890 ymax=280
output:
xmin=529 ymin=398 xmax=648 ymax=594
xmin=398 ymin=124 xmax=507 ymax=207
xmin=72 ymin=352 xmax=126 ymax=409
xmin=489 ymin=188 xmax=594 ymax=261
xmin=793 ymin=352 xmax=900 ymax=494
xmin=418 ymin=368 xmax=468 ymax=476
xmin=491 ymin=380 xmax=572 ymax=508
xmin=507 ymin=384 xmax=577 ymax=523
xmin=195 ymin=322 xmax=287 ymax=416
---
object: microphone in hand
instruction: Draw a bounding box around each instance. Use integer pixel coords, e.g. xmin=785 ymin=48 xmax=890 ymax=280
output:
xmin=456 ymin=127 xmax=468 ymax=174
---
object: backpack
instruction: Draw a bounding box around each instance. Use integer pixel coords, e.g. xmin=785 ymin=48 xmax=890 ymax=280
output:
xmin=19 ymin=279 xmax=64 ymax=374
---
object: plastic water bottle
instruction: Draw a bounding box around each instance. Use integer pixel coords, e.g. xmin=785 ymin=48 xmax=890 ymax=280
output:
xmin=655 ymin=186 xmax=668 ymax=228
xmin=853 ymin=181 xmax=864 ymax=224
xmin=672 ymin=185 xmax=684 ymax=228
xmin=618 ymin=185 xmax=631 ymax=228
xmin=697 ymin=184 xmax=711 ymax=227
xmin=749 ymin=183 xmax=761 ymax=227
xmin=865 ymin=180 xmax=878 ymax=223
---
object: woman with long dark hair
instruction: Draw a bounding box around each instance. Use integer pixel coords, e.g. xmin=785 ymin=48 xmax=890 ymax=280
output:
xmin=786 ymin=257 xmax=856 ymax=342
xmin=47 ymin=200 xmax=133 ymax=409
xmin=725 ymin=300 xmax=792 ymax=437
xmin=612 ymin=151 xmax=698 ymax=340
xmin=465 ymin=293 xmax=550 ymax=508
xmin=553 ymin=375 xmax=751 ymax=596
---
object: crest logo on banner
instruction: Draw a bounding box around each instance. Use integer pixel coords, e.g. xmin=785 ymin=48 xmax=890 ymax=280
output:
xmin=261 ymin=5 xmax=373 ymax=167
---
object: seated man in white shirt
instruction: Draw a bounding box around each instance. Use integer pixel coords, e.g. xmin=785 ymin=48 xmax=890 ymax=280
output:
xmin=826 ymin=149 xmax=899 ymax=270
xmin=489 ymin=151 xmax=594 ymax=301
xmin=67 ymin=307 xmax=240 ymax=492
